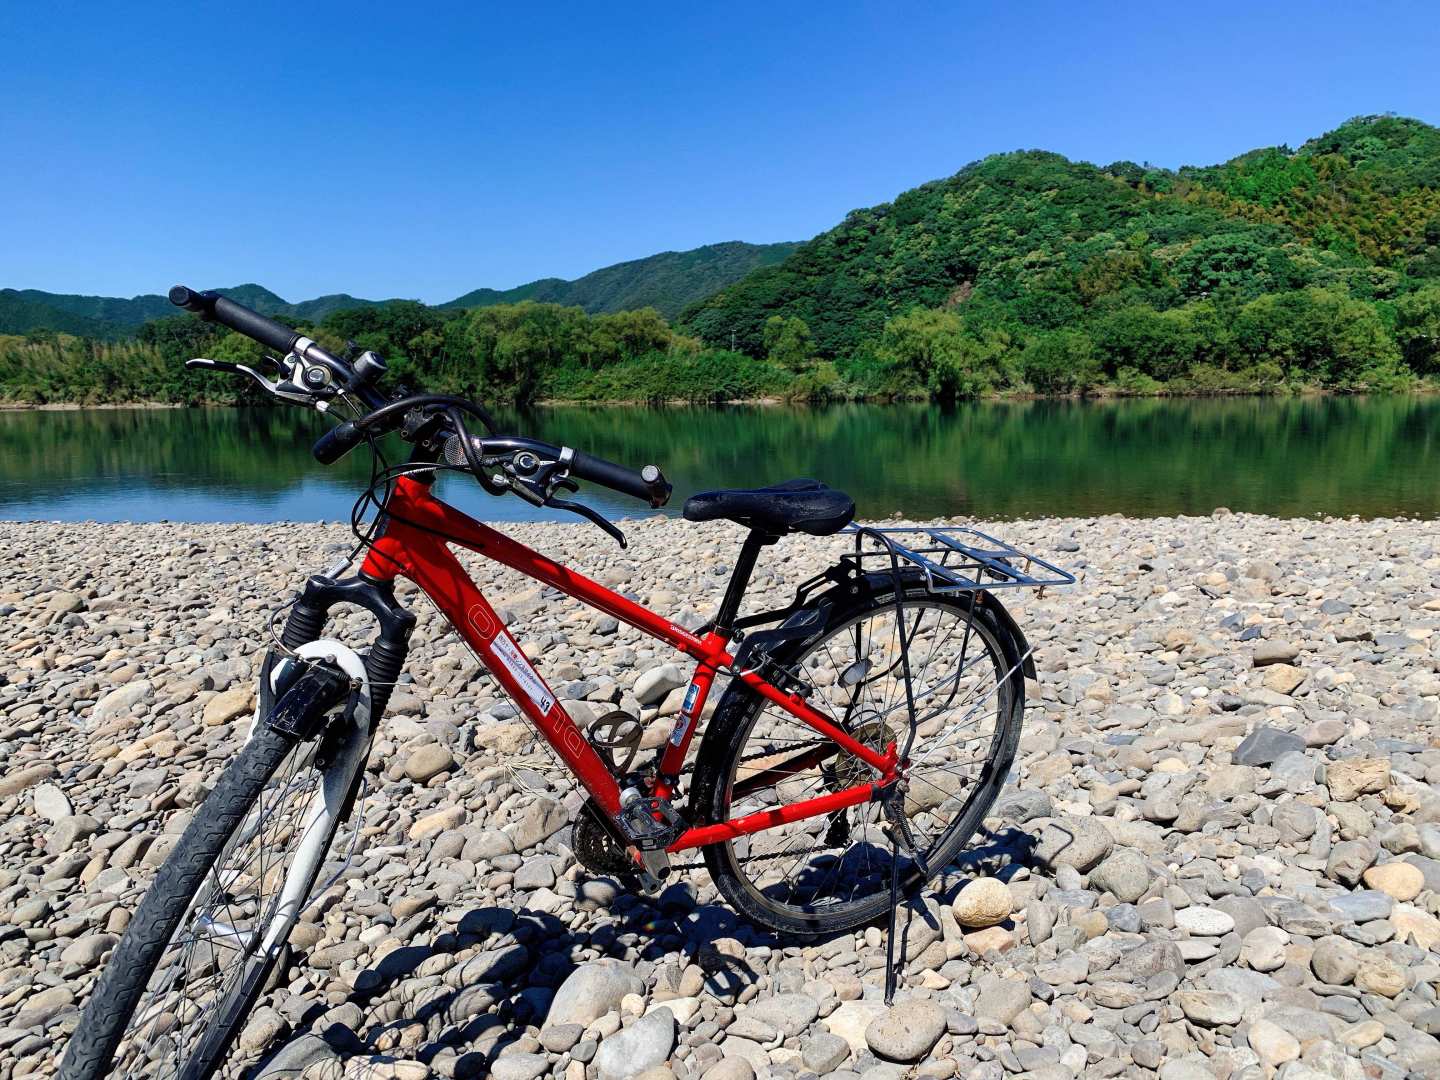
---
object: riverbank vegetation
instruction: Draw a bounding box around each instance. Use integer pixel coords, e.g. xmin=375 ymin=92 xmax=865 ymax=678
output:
xmin=4 ymin=115 xmax=1440 ymax=406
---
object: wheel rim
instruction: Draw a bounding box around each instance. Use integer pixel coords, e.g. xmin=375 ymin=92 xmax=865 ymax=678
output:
xmin=719 ymin=598 xmax=1013 ymax=920
xmin=111 ymin=736 xmax=329 ymax=1079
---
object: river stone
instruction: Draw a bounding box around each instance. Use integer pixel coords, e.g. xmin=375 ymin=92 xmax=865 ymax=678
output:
xmin=823 ymin=1001 xmax=888 ymax=1054
xmin=1392 ymin=904 xmax=1440 ymax=950
xmin=744 ymin=993 xmax=819 ymax=1038
xmin=634 ymin=664 xmax=687 ymax=706
xmin=491 ymin=1055 xmax=550 ymax=1080
xmin=238 ymin=1006 xmax=288 ymax=1055
xmin=89 ymin=680 xmax=153 ymax=727
xmin=974 ymin=975 xmax=1032 ymax=1026
xmin=1033 ymin=816 xmax=1113 ymax=872
xmin=1271 ymin=802 xmax=1318 ymax=843
xmin=1326 ymin=839 xmax=1378 ymax=885
xmin=1311 ymin=937 xmax=1358 ymax=985
xmin=953 ymin=877 xmax=1013 ymax=928
xmin=32 ymin=782 xmax=74 ymax=822
xmin=1247 ymin=1018 xmax=1300 ymax=1067
xmin=1355 ymin=954 xmax=1407 ymax=997
xmin=1252 ymin=641 xmax=1300 ymax=667
xmin=594 ymin=1007 xmax=675 ymax=1080
xmin=1240 ymin=926 xmax=1289 ymax=972
xmin=509 ymin=796 xmax=568 ymax=850
xmin=802 ymin=1032 xmax=850 ymax=1074
xmin=1090 ymin=849 xmax=1151 ymax=903
xmin=404 ymin=743 xmax=455 ymax=782
xmin=1174 ymin=990 xmax=1241 ymax=1027
xmin=1329 ymin=889 xmax=1392 ymax=923
xmin=1120 ymin=940 xmax=1186 ymax=980
xmin=864 ymin=1001 xmax=946 ymax=1063
xmin=1233 ymin=726 xmax=1305 ymax=766
xmin=993 ymin=788 xmax=1053 ymax=824
xmin=548 ymin=960 xmax=644 ymax=1028
xmin=701 ymin=1062 xmax=754 ymax=1080
xmin=1174 ymin=906 xmax=1234 ymax=936
xmin=0 ymin=763 xmax=60 ymax=798
xmin=1361 ymin=861 xmax=1424 ymax=901
xmin=61 ymin=933 xmax=118 ymax=968
xmin=203 ymin=685 xmax=254 ymax=726
xmin=1267 ymin=750 xmax=1318 ymax=794
xmin=1326 ymin=758 xmax=1390 ymax=801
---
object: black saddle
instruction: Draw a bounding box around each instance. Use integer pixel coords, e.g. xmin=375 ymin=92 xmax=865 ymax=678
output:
xmin=683 ymin=478 xmax=855 ymax=536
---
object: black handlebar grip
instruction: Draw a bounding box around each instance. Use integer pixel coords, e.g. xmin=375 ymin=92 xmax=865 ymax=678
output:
xmin=312 ymin=420 xmax=366 ymax=464
xmin=570 ymin=450 xmax=672 ymax=508
xmin=169 ymin=284 xmax=301 ymax=356
xmin=168 ymin=285 xmax=210 ymax=313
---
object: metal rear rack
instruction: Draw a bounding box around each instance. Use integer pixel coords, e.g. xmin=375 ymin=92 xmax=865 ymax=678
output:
xmin=841 ymin=524 xmax=1076 ymax=594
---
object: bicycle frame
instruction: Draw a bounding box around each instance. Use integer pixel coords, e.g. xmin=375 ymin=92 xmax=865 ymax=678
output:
xmin=358 ymin=475 xmax=898 ymax=855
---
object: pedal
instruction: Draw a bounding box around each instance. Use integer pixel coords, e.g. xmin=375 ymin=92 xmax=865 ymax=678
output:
xmin=617 ymin=792 xmax=686 ymax=852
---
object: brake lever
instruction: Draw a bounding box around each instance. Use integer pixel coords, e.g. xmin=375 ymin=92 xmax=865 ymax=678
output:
xmin=185 ymin=357 xmax=316 ymax=405
xmin=545 ymin=493 xmax=627 ymax=549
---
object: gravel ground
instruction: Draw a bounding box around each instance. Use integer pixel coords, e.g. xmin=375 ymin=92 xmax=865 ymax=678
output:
xmin=2 ymin=512 xmax=1439 ymax=1080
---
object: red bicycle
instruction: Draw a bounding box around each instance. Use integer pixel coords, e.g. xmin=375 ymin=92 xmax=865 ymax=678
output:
xmin=61 ymin=287 xmax=1070 ymax=1080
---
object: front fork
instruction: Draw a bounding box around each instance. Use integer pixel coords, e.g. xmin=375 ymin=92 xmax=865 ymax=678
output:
xmin=244 ymin=574 xmax=416 ymax=950
xmin=277 ymin=573 xmax=417 ymax=726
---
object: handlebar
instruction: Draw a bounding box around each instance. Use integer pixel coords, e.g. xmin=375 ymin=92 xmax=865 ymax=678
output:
xmin=570 ymin=449 xmax=671 ymax=508
xmin=171 ymin=283 xmax=670 ymax=510
xmin=169 ymin=286 xmax=300 ymax=356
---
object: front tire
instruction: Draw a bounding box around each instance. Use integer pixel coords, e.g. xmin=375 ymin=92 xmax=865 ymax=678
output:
xmin=60 ymin=682 xmax=361 ymax=1080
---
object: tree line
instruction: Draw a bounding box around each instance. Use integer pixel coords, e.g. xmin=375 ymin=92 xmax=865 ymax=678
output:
xmin=4 ymin=115 xmax=1440 ymax=405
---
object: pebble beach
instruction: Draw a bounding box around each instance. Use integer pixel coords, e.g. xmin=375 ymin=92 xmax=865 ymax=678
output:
xmin=2 ymin=512 xmax=1440 ymax=1080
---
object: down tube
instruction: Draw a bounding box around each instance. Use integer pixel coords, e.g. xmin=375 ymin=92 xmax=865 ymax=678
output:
xmin=402 ymin=531 xmax=624 ymax=816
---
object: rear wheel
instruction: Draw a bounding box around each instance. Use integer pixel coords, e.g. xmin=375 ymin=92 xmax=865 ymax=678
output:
xmin=59 ymin=669 xmax=363 ymax=1080
xmin=692 ymin=583 xmax=1026 ymax=936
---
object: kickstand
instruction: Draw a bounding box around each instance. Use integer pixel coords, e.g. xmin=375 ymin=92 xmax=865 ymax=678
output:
xmin=883 ymin=829 xmax=902 ymax=1005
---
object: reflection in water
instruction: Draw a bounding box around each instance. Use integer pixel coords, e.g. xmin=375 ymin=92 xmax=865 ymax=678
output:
xmin=0 ymin=397 xmax=1436 ymax=523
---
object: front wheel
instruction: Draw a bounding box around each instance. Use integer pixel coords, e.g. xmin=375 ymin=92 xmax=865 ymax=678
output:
xmin=691 ymin=584 xmax=1027 ymax=936
xmin=59 ymin=666 xmax=366 ymax=1080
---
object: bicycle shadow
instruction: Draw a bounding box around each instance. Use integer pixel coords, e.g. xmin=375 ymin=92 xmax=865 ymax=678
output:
xmin=251 ymin=829 xmax=1040 ymax=1077
xmin=249 ymin=884 xmax=792 ymax=1078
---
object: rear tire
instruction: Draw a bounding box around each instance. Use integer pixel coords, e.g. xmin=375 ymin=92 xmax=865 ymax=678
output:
xmin=59 ymin=694 xmax=358 ymax=1080
xmin=692 ymin=581 xmax=1026 ymax=937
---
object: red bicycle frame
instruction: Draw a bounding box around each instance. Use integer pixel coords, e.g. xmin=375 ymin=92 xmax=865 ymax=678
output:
xmin=359 ymin=475 xmax=897 ymax=855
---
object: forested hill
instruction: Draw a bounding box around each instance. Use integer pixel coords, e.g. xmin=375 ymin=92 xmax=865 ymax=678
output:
xmin=445 ymin=241 xmax=798 ymax=319
xmin=6 ymin=116 xmax=1440 ymax=405
xmin=0 ymin=285 xmax=397 ymax=340
xmin=682 ymin=114 xmax=1440 ymax=395
xmin=0 ymin=240 xmax=796 ymax=338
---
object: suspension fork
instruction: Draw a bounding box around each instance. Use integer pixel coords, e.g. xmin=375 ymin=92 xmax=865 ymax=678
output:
xmin=278 ymin=573 xmax=417 ymax=726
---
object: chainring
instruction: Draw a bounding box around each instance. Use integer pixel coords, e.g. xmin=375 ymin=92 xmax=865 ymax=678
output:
xmin=573 ymin=803 xmax=636 ymax=876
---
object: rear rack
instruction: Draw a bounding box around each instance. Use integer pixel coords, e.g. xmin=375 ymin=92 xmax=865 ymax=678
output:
xmin=841 ymin=524 xmax=1076 ymax=594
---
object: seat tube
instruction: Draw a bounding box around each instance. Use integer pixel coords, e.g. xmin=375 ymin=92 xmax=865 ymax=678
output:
xmin=713 ymin=531 xmax=777 ymax=635
xmin=654 ymin=641 xmax=727 ymax=795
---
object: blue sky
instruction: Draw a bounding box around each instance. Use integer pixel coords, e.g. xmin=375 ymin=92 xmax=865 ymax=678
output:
xmin=2 ymin=2 xmax=1438 ymax=303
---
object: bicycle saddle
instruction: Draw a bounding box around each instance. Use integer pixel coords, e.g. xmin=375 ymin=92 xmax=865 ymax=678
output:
xmin=682 ymin=478 xmax=855 ymax=536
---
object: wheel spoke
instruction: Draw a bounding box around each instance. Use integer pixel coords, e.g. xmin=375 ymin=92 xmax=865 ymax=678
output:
xmin=717 ymin=597 xmax=1018 ymax=922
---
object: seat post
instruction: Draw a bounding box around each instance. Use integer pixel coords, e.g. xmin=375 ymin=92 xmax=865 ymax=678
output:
xmin=714 ymin=530 xmax=778 ymax=636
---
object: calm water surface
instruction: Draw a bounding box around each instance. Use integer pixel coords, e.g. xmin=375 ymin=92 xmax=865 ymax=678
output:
xmin=1 ymin=398 xmax=1436 ymax=523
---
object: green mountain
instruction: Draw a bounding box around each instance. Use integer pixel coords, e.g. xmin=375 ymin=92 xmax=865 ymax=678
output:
xmin=443 ymin=241 xmax=798 ymax=319
xmin=681 ymin=115 xmax=1440 ymax=390
xmin=0 ymin=240 xmax=797 ymax=339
